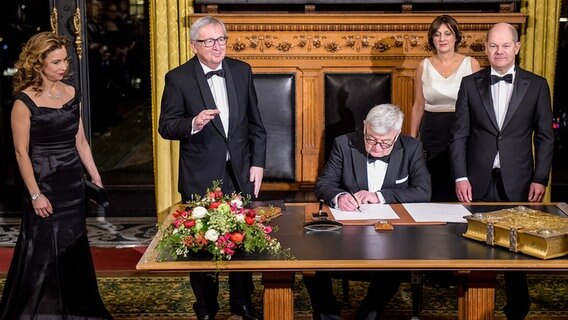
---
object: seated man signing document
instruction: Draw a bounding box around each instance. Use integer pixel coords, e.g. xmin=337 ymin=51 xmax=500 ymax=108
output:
xmin=315 ymin=103 xmax=431 ymax=210
xmin=305 ymin=103 xmax=432 ymax=320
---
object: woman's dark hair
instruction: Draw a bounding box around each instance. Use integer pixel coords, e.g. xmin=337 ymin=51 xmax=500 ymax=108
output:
xmin=427 ymin=15 xmax=462 ymax=53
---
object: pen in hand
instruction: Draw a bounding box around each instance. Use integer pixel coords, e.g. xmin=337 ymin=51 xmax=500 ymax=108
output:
xmin=349 ymin=191 xmax=362 ymax=212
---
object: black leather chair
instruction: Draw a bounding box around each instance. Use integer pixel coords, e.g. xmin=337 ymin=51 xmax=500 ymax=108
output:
xmin=324 ymin=73 xmax=391 ymax=159
xmin=253 ymin=73 xmax=295 ymax=182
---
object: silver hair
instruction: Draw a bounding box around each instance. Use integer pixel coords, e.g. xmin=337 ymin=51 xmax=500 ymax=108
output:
xmin=189 ymin=16 xmax=228 ymax=42
xmin=365 ymin=103 xmax=404 ymax=135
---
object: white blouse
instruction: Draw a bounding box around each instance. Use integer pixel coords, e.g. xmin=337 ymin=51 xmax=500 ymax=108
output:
xmin=422 ymin=56 xmax=473 ymax=113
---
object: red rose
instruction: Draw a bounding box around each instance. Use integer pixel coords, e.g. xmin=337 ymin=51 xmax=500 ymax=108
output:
xmin=245 ymin=216 xmax=255 ymax=225
xmin=215 ymin=191 xmax=223 ymax=198
xmin=184 ymin=220 xmax=196 ymax=228
xmin=209 ymin=202 xmax=220 ymax=209
xmin=209 ymin=192 xmax=216 ymax=199
xmin=231 ymin=232 xmax=244 ymax=243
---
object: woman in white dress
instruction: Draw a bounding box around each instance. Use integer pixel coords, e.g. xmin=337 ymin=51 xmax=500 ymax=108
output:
xmin=410 ymin=15 xmax=481 ymax=202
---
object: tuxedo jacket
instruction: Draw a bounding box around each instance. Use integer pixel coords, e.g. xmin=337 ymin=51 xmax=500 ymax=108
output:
xmin=158 ymin=56 xmax=267 ymax=198
xmin=315 ymin=132 xmax=431 ymax=205
xmin=450 ymin=66 xmax=554 ymax=201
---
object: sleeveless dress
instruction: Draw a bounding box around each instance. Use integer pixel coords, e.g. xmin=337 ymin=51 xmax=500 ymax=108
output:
xmin=420 ymin=56 xmax=473 ymax=201
xmin=0 ymin=91 xmax=112 ymax=319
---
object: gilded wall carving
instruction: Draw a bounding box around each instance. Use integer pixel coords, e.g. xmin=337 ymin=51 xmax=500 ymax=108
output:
xmin=227 ymin=32 xmax=485 ymax=55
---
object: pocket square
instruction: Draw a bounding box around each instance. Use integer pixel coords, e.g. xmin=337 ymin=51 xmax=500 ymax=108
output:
xmin=395 ymin=175 xmax=409 ymax=184
xmin=86 ymin=180 xmax=110 ymax=207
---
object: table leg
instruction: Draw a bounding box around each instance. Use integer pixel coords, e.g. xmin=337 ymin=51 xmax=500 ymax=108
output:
xmin=457 ymin=271 xmax=498 ymax=320
xmin=262 ymin=271 xmax=295 ymax=320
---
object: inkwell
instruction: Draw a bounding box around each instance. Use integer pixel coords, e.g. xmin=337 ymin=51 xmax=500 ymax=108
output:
xmin=303 ymin=199 xmax=343 ymax=231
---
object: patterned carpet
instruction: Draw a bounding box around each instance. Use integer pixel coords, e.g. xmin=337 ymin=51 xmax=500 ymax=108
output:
xmin=0 ymin=217 xmax=157 ymax=247
xmin=2 ymin=274 xmax=566 ymax=319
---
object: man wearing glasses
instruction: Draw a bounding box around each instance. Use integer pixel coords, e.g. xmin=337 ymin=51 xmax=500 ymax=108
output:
xmin=159 ymin=16 xmax=266 ymax=320
xmin=305 ymin=103 xmax=431 ymax=320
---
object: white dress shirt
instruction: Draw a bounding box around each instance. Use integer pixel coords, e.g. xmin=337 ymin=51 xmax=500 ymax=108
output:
xmin=203 ymin=64 xmax=229 ymax=136
xmin=367 ymin=159 xmax=388 ymax=203
xmin=490 ymin=65 xmax=515 ymax=169
xmin=191 ymin=62 xmax=230 ymax=160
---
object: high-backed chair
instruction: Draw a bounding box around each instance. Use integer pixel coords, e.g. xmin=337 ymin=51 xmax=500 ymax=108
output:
xmin=253 ymin=74 xmax=296 ymax=182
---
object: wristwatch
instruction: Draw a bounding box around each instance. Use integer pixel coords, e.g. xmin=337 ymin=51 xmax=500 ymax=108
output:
xmin=31 ymin=192 xmax=42 ymax=201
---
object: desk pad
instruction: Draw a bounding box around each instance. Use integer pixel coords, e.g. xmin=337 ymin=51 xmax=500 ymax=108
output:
xmin=303 ymin=203 xmax=445 ymax=226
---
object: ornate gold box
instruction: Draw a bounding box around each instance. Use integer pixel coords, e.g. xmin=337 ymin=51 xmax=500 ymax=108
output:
xmin=463 ymin=206 xmax=568 ymax=259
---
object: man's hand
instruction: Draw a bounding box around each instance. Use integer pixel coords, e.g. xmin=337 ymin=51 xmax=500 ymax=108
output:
xmin=528 ymin=182 xmax=546 ymax=202
xmin=337 ymin=193 xmax=360 ymax=212
xmin=192 ymin=109 xmax=220 ymax=132
xmin=249 ymin=166 xmax=264 ymax=198
xmin=456 ymin=180 xmax=472 ymax=203
xmin=353 ymin=190 xmax=380 ymax=204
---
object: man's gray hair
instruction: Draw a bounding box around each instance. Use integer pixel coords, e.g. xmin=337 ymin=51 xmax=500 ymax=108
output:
xmin=365 ymin=103 xmax=404 ymax=135
xmin=189 ymin=16 xmax=228 ymax=42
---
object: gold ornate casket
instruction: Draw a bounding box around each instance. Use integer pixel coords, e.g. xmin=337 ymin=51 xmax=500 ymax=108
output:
xmin=463 ymin=206 xmax=568 ymax=259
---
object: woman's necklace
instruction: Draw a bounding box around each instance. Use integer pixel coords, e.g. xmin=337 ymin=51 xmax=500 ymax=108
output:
xmin=435 ymin=54 xmax=457 ymax=77
xmin=45 ymin=87 xmax=61 ymax=100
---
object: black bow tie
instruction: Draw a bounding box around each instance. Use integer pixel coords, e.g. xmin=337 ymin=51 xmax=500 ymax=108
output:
xmin=206 ymin=69 xmax=225 ymax=79
xmin=490 ymin=74 xmax=513 ymax=85
xmin=367 ymin=154 xmax=390 ymax=163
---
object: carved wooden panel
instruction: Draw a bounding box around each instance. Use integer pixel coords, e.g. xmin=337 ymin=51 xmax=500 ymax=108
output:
xmin=189 ymin=13 xmax=526 ymax=189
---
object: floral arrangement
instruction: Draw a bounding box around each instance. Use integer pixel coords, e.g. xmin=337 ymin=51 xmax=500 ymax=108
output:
xmin=158 ymin=180 xmax=288 ymax=262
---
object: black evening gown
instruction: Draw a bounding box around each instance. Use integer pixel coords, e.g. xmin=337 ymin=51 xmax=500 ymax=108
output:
xmin=0 ymin=91 xmax=112 ymax=319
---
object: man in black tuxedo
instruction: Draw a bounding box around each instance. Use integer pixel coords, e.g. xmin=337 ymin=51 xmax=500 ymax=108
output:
xmin=305 ymin=104 xmax=431 ymax=320
xmin=158 ymin=16 xmax=266 ymax=320
xmin=450 ymin=23 xmax=554 ymax=320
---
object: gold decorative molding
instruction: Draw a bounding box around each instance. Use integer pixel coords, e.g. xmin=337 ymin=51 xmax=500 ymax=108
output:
xmin=343 ymin=35 xmax=373 ymax=52
xmin=277 ymin=40 xmax=294 ymax=52
xmin=245 ymin=35 xmax=275 ymax=52
xmin=72 ymin=8 xmax=83 ymax=59
xmin=223 ymin=31 xmax=486 ymax=56
xmin=295 ymin=35 xmax=326 ymax=51
xmin=50 ymin=7 xmax=58 ymax=34
xmin=470 ymin=41 xmax=486 ymax=52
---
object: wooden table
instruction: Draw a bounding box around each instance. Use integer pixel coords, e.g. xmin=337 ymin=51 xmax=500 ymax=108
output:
xmin=137 ymin=203 xmax=568 ymax=320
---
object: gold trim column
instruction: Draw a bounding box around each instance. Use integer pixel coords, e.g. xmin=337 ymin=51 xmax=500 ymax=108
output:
xmin=151 ymin=0 xmax=193 ymax=222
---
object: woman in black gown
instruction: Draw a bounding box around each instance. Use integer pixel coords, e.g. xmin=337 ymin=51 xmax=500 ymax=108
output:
xmin=0 ymin=32 xmax=112 ymax=319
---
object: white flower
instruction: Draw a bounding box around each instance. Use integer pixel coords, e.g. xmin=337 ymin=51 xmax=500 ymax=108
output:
xmin=231 ymin=199 xmax=243 ymax=209
xmin=192 ymin=206 xmax=208 ymax=219
xmin=235 ymin=213 xmax=245 ymax=222
xmin=204 ymin=229 xmax=220 ymax=242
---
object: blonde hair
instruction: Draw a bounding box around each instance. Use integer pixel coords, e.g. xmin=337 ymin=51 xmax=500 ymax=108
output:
xmin=13 ymin=32 xmax=69 ymax=95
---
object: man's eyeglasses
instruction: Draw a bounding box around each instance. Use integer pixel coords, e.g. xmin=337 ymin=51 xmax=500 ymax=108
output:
xmin=364 ymin=130 xmax=397 ymax=149
xmin=195 ymin=37 xmax=228 ymax=47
